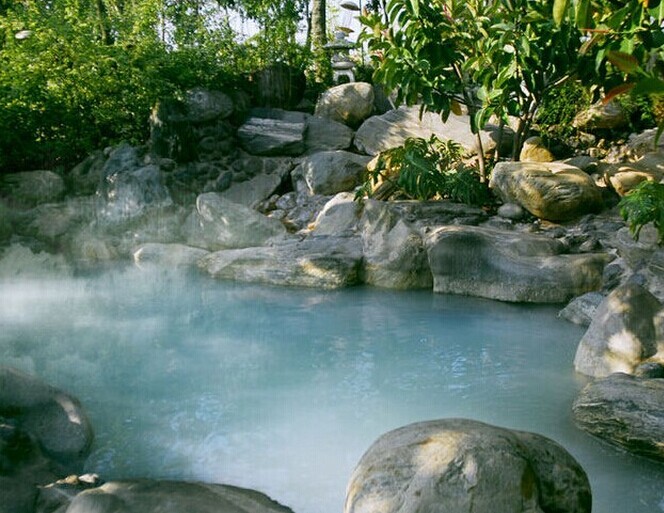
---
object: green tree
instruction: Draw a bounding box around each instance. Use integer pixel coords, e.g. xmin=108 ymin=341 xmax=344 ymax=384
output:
xmin=360 ymin=0 xmax=586 ymax=178
xmin=0 ymin=0 xmax=312 ymax=172
xmin=554 ymin=0 xmax=664 ymax=139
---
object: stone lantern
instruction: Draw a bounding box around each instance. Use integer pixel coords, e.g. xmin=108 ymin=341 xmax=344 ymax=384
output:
xmin=324 ymin=0 xmax=361 ymax=83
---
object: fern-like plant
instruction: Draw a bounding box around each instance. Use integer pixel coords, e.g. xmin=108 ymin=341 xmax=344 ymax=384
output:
xmin=356 ymin=135 xmax=490 ymax=206
xmin=619 ymin=180 xmax=664 ymax=244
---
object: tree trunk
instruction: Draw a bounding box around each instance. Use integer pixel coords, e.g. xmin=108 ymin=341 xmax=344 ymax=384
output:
xmin=311 ymin=0 xmax=329 ymax=84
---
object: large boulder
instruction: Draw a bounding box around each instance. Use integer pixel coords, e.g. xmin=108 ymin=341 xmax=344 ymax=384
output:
xmin=573 ymin=373 xmax=664 ymax=462
xmin=47 ymin=479 xmax=295 ymax=513
xmin=198 ymin=236 xmax=363 ymax=289
xmin=304 ymin=115 xmax=354 ymax=153
xmin=183 ymin=192 xmax=286 ymax=251
xmin=345 ymin=418 xmax=591 ymax=513
xmin=184 ymin=87 xmax=234 ymax=124
xmin=292 ymin=151 xmax=371 ymax=196
xmin=359 ymin=200 xmax=432 ymax=289
xmin=573 ymin=99 xmax=628 ymax=131
xmin=0 ymin=170 xmax=65 ymax=208
xmin=315 ymin=82 xmax=375 ymax=128
xmin=0 ymin=367 xmax=93 ymax=470
xmin=96 ymin=143 xmax=172 ymax=225
xmin=573 ymin=283 xmax=662 ymax=378
xmin=426 ymin=225 xmax=610 ymax=303
xmin=237 ymin=109 xmax=307 ymax=156
xmin=311 ymin=192 xmax=362 ymax=236
xmin=353 ymin=106 xmax=508 ymax=157
xmin=149 ymin=88 xmax=234 ymax=162
xmin=490 ymin=161 xmax=603 ymax=222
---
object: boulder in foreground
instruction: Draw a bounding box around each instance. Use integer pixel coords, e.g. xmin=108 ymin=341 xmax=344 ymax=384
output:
xmin=345 ymin=418 xmax=591 ymax=513
xmin=47 ymin=479 xmax=294 ymax=513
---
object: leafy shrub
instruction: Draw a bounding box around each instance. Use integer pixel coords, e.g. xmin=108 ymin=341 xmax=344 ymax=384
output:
xmin=535 ymin=81 xmax=591 ymax=141
xmin=356 ymin=135 xmax=491 ymax=206
xmin=619 ymin=180 xmax=664 ymax=244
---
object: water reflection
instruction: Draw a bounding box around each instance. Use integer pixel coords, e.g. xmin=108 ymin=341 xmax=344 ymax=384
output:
xmin=1 ymin=264 xmax=663 ymax=513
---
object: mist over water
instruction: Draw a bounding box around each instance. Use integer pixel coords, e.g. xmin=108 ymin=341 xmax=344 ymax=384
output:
xmin=1 ymin=263 xmax=663 ymax=513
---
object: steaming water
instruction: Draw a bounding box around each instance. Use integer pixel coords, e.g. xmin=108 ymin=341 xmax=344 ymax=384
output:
xmin=1 ymin=264 xmax=663 ymax=513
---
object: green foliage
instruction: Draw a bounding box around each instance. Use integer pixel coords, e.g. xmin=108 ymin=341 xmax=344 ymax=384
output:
xmin=535 ymin=81 xmax=591 ymax=140
xmin=0 ymin=0 xmax=310 ymax=172
xmin=619 ymin=180 xmax=664 ymax=244
xmin=357 ymin=136 xmax=490 ymax=206
xmin=557 ymin=0 xmax=664 ymax=142
xmin=359 ymin=0 xmax=586 ymax=167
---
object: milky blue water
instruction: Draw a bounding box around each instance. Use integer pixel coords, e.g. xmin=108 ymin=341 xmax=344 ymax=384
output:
xmin=1 ymin=264 xmax=663 ymax=513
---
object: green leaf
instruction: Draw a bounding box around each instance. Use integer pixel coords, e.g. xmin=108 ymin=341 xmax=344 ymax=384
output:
xmin=650 ymin=1 xmax=664 ymax=22
xmin=553 ymin=0 xmax=570 ymax=25
xmin=575 ymin=0 xmax=591 ymax=28
xmin=409 ymin=0 xmax=419 ymax=17
xmin=606 ymin=50 xmax=640 ymax=73
xmin=632 ymin=77 xmax=664 ymax=96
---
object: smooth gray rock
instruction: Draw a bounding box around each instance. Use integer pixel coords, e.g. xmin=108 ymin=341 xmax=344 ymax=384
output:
xmin=496 ymin=203 xmax=525 ymax=220
xmin=312 ymin=192 xmax=362 ymax=236
xmin=237 ymin=115 xmax=306 ymax=156
xmin=0 ymin=367 xmax=93 ymax=470
xmin=353 ymin=106 xmax=508 ymax=157
xmin=183 ymin=192 xmax=286 ymax=251
xmin=55 ymin=480 xmax=294 ymax=513
xmin=359 ymin=200 xmax=432 ymax=289
xmin=0 ymin=170 xmax=65 ymax=207
xmin=345 ymin=418 xmax=591 ymax=513
xmin=559 ymin=292 xmax=605 ymax=326
xmin=133 ymin=243 xmax=209 ymax=267
xmin=574 ymin=283 xmax=662 ymax=377
xmin=490 ymin=161 xmax=603 ymax=222
xmin=573 ymin=373 xmax=664 ymax=462
xmin=199 ymin=236 xmax=363 ymax=289
xmin=426 ymin=225 xmax=610 ymax=303
xmin=304 ymin=115 xmax=354 ymax=153
xmin=315 ymin=82 xmax=374 ymax=128
xmin=220 ymin=158 xmax=293 ymax=208
xmin=292 ymin=151 xmax=371 ymax=196
xmin=185 ymin=87 xmax=234 ymax=123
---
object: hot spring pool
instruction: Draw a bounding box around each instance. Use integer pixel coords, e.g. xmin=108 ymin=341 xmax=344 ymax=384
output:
xmin=1 ymin=264 xmax=663 ymax=513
